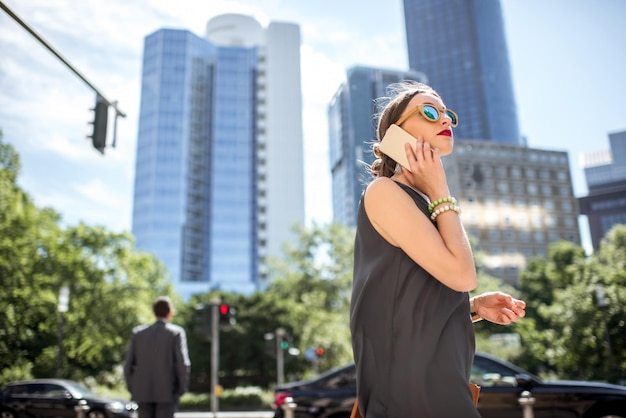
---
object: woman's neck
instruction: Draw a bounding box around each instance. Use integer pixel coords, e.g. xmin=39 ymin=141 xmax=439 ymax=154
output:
xmin=390 ymin=174 xmax=430 ymax=202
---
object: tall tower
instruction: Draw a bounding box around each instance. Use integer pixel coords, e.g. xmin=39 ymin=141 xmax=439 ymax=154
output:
xmin=579 ymin=131 xmax=626 ymax=250
xmin=403 ymin=0 xmax=521 ymax=145
xmin=328 ymin=66 xmax=427 ymax=226
xmin=132 ymin=15 xmax=304 ymax=298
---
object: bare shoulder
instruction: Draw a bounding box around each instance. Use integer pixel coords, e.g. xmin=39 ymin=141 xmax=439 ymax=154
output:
xmin=364 ymin=176 xmax=400 ymax=200
xmin=364 ymin=177 xmax=411 ymax=213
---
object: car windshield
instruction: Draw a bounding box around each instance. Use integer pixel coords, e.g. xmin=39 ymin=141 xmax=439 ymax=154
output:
xmin=471 ymin=354 xmax=541 ymax=387
xmin=61 ymin=381 xmax=98 ymax=398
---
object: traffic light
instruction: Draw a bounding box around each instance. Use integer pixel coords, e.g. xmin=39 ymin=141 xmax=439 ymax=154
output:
xmin=219 ymin=303 xmax=229 ymax=316
xmin=218 ymin=303 xmax=236 ymax=327
xmin=315 ymin=346 xmax=325 ymax=357
xmin=89 ymin=95 xmax=109 ymax=154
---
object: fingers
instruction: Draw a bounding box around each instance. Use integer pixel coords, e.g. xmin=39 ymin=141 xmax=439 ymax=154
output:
xmin=405 ymin=136 xmax=436 ymax=165
xmin=511 ymin=299 xmax=526 ymax=318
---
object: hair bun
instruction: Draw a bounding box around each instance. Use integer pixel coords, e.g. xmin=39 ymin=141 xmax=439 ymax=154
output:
xmin=372 ymin=143 xmax=384 ymax=159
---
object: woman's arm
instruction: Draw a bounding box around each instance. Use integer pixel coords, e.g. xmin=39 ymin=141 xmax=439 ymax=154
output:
xmin=365 ymin=136 xmax=476 ymax=292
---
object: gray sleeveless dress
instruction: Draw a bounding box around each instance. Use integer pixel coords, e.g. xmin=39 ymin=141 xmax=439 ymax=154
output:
xmin=350 ymin=182 xmax=479 ymax=417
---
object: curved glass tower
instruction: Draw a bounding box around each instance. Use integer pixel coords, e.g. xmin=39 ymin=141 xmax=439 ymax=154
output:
xmin=132 ymin=15 xmax=304 ymax=299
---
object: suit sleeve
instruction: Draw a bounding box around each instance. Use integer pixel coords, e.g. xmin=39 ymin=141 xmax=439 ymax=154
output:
xmin=174 ymin=328 xmax=191 ymax=396
xmin=123 ymin=331 xmax=136 ymax=394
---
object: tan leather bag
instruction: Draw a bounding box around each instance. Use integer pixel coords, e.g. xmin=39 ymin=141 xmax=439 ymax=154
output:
xmin=350 ymin=383 xmax=480 ymax=418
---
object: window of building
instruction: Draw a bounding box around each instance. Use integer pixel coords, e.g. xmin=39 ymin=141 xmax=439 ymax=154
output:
xmin=562 ymin=201 xmax=573 ymax=212
xmin=517 ymin=214 xmax=529 ymax=227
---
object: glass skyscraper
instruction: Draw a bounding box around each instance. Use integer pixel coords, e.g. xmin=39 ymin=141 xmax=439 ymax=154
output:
xmin=132 ymin=15 xmax=304 ymax=298
xmin=403 ymin=0 xmax=522 ymax=145
xmin=328 ymin=66 xmax=427 ymax=226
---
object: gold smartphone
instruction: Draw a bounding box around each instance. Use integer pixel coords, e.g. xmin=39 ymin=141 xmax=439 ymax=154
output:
xmin=378 ymin=124 xmax=417 ymax=170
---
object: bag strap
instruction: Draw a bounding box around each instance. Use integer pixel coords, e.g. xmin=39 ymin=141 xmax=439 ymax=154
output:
xmin=350 ymin=398 xmax=362 ymax=418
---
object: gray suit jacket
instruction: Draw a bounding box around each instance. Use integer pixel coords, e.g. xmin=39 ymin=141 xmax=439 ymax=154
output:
xmin=123 ymin=320 xmax=191 ymax=403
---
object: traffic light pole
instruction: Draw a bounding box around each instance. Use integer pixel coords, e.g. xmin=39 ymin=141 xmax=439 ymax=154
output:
xmin=210 ymin=297 xmax=221 ymax=415
xmin=276 ymin=328 xmax=285 ymax=386
xmin=0 ymin=1 xmax=126 ymax=119
xmin=1 ymin=1 xmax=125 ymax=151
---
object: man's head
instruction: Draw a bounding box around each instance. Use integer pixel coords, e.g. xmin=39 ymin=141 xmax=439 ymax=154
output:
xmin=153 ymin=296 xmax=174 ymax=319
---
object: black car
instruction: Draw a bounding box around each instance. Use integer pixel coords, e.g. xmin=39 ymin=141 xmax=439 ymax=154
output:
xmin=273 ymin=352 xmax=626 ymax=418
xmin=0 ymin=379 xmax=138 ymax=418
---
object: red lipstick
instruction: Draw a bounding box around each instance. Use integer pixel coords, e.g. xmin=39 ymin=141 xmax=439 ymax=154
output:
xmin=438 ymin=129 xmax=452 ymax=136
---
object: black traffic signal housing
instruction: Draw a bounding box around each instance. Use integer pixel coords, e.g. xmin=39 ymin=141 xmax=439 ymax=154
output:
xmin=192 ymin=303 xmax=212 ymax=341
xmin=219 ymin=302 xmax=236 ymax=327
xmin=89 ymin=95 xmax=109 ymax=153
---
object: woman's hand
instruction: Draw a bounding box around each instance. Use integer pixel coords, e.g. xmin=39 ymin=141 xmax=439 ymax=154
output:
xmin=402 ymin=137 xmax=449 ymax=200
xmin=472 ymin=292 xmax=526 ymax=325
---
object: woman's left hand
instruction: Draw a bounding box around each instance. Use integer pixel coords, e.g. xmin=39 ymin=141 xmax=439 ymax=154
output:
xmin=473 ymin=291 xmax=526 ymax=325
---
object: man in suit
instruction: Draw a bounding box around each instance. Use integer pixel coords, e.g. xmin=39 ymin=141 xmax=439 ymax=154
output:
xmin=124 ymin=296 xmax=191 ymax=418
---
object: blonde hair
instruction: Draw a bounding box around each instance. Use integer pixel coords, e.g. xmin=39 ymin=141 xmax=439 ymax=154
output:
xmin=370 ymin=81 xmax=440 ymax=178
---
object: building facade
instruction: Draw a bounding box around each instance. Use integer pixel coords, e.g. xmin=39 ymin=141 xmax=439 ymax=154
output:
xmin=132 ymin=14 xmax=304 ymax=298
xmin=444 ymin=141 xmax=581 ymax=283
xmin=328 ymin=66 xmax=427 ymax=226
xmin=578 ymin=131 xmax=626 ymax=250
xmin=403 ymin=0 xmax=522 ymax=145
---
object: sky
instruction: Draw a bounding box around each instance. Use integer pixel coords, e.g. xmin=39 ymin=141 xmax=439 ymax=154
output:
xmin=1 ymin=0 xmax=625 ymax=253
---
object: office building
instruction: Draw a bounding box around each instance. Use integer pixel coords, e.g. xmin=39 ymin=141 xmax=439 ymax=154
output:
xmin=328 ymin=66 xmax=427 ymax=226
xmin=403 ymin=0 xmax=522 ymax=145
xmin=132 ymin=14 xmax=304 ymax=298
xmin=578 ymin=131 xmax=626 ymax=250
xmin=444 ymin=141 xmax=581 ymax=284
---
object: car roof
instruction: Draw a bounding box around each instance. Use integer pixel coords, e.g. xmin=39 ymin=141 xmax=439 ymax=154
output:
xmin=4 ymin=379 xmax=77 ymax=387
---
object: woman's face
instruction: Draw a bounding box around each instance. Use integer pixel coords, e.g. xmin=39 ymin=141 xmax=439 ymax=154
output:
xmin=396 ymin=93 xmax=455 ymax=156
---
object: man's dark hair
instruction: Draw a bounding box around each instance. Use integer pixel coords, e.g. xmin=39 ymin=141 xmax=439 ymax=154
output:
xmin=153 ymin=296 xmax=173 ymax=318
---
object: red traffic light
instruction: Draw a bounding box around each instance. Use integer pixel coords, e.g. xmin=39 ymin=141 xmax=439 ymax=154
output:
xmin=315 ymin=347 xmax=325 ymax=357
xmin=219 ymin=303 xmax=229 ymax=315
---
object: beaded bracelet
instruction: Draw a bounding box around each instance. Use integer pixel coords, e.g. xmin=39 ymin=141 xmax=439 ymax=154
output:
xmin=430 ymin=204 xmax=462 ymax=221
xmin=428 ymin=196 xmax=458 ymax=213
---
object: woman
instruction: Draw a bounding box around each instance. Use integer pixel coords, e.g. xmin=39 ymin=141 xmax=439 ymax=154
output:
xmin=350 ymin=81 xmax=526 ymax=417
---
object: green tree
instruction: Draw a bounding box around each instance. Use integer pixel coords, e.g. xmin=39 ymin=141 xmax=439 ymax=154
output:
xmin=515 ymin=234 xmax=626 ymax=383
xmin=0 ymin=134 xmax=173 ymax=386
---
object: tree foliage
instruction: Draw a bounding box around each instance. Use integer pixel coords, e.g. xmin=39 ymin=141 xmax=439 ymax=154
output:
xmin=516 ymin=234 xmax=626 ymax=382
xmin=0 ymin=134 xmax=173 ymax=386
xmin=185 ymin=222 xmax=355 ymax=389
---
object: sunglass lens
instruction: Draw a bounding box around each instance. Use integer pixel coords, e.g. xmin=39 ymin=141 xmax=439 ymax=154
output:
xmin=421 ymin=105 xmax=439 ymax=122
xmin=446 ymin=110 xmax=458 ymax=126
